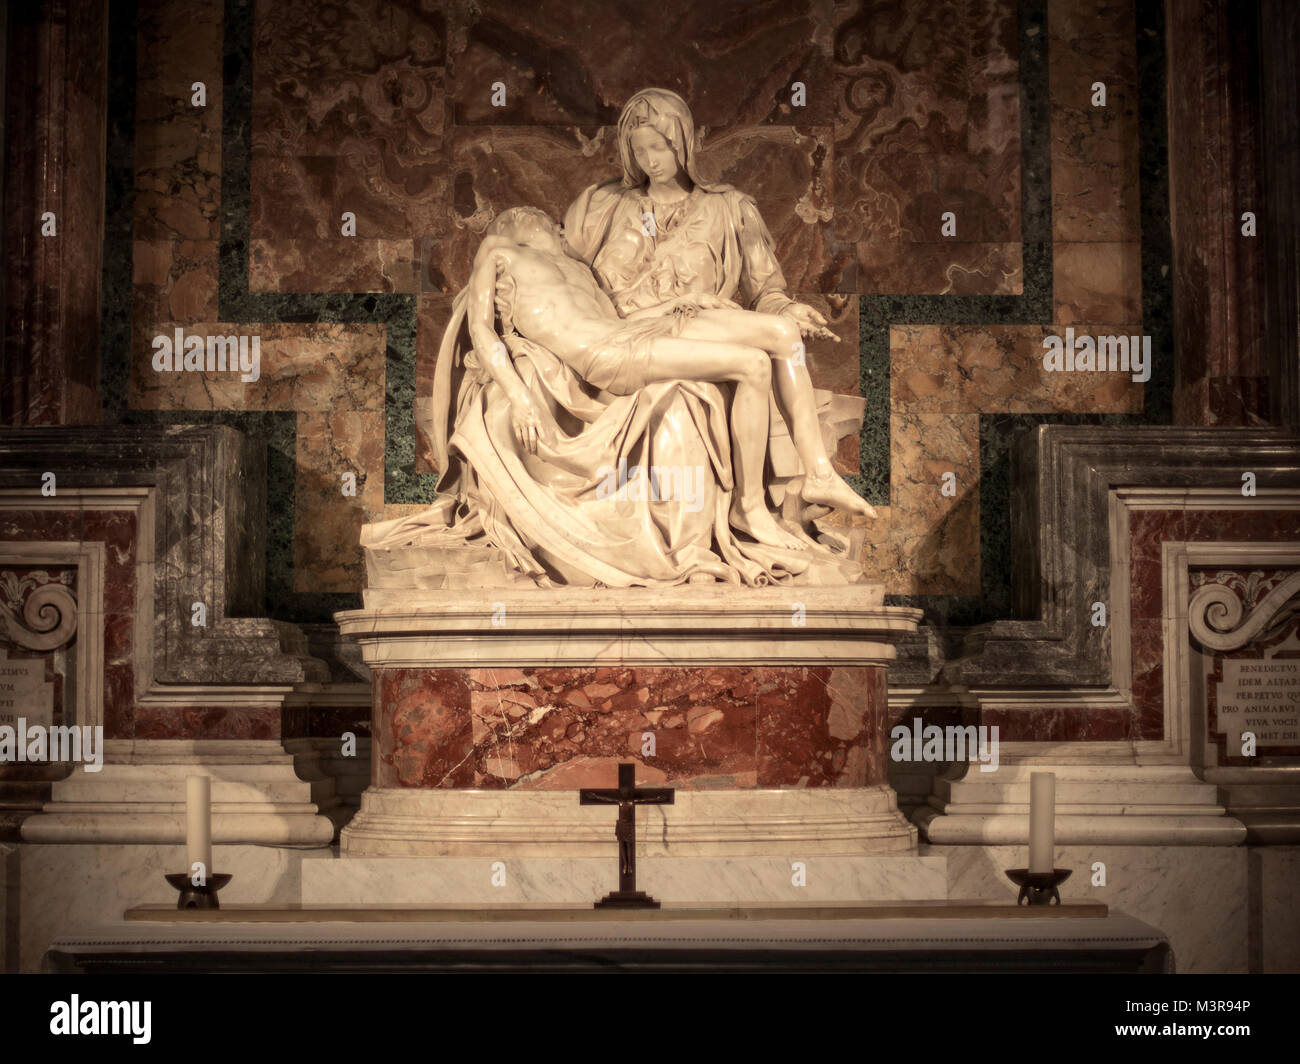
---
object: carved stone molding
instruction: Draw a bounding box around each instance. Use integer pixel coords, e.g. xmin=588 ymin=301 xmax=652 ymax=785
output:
xmin=1190 ymin=571 xmax=1300 ymax=652
xmin=0 ymin=573 xmax=77 ymax=652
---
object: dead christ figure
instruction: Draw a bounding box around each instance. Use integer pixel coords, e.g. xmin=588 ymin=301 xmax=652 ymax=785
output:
xmin=467 ymin=206 xmax=873 ymax=550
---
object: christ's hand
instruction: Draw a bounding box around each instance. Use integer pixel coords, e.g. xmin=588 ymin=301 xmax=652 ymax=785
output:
xmin=510 ymin=394 xmax=545 ymax=455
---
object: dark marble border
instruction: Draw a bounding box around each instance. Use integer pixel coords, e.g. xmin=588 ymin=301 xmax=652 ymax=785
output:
xmin=879 ymin=0 xmax=1174 ymax=628
xmin=100 ymin=0 xmax=139 ymax=422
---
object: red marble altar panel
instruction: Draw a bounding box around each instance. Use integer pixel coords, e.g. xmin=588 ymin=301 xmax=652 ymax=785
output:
xmin=133 ymin=705 xmax=282 ymax=740
xmin=371 ymin=664 xmax=889 ymax=790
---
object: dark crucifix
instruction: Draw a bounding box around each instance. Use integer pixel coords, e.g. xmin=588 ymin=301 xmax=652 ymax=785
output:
xmin=579 ymin=762 xmax=675 ymax=909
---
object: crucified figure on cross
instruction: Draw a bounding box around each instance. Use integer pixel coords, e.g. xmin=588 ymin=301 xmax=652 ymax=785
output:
xmin=579 ymin=762 xmax=675 ymax=909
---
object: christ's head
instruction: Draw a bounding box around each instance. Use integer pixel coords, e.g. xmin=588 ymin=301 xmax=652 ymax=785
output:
xmin=489 ymin=206 xmax=563 ymax=255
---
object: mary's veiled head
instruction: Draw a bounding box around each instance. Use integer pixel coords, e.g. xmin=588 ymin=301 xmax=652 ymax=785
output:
xmin=616 ymin=88 xmax=707 ymax=190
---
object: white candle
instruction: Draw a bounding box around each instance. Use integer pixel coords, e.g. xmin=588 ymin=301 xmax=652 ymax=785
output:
xmin=1028 ymin=771 xmax=1055 ymax=873
xmin=186 ymin=775 xmax=212 ymax=877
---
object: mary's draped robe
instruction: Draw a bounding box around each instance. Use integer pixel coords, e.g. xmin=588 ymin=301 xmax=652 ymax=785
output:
xmin=363 ymin=180 xmax=865 ymax=590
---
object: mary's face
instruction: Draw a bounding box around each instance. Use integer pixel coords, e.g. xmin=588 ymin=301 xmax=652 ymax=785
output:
xmin=628 ymin=126 xmax=681 ymax=185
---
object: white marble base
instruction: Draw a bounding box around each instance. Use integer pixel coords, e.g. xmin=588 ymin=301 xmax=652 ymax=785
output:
xmin=1256 ymin=846 xmax=1300 ymax=973
xmin=10 ymin=839 xmax=1288 ymax=973
xmin=303 ymin=854 xmax=948 ymax=907
xmin=341 ymin=785 xmax=918 ymax=857
xmin=929 ymin=843 xmax=1249 ymax=974
xmin=10 ymin=843 xmax=334 ymax=972
xmin=1 ymin=843 xmax=16 ymax=971
xmin=916 ymin=763 xmax=1246 ymax=846
xmin=19 ymin=740 xmax=336 ymax=846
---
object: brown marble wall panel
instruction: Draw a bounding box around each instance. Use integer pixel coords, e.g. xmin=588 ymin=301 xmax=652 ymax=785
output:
xmin=1052 ymin=242 xmax=1142 ymax=324
xmin=249 ymin=151 xmax=449 ymax=242
xmin=127 ymin=0 xmax=225 ymax=469
xmin=132 ymin=322 xmax=385 ymax=413
xmin=434 ymin=126 xmax=620 ymax=292
xmin=1048 ymin=0 xmax=1139 ymax=243
xmin=701 ymin=125 xmax=848 ymax=292
xmin=250 ymin=1 xmax=449 ymax=290
xmin=250 ymin=0 xmax=447 ymax=290
xmin=368 ymin=663 xmax=890 ymax=789
xmin=253 ymin=0 xmax=446 ymax=157
xmin=294 ymin=409 xmax=386 ymax=592
xmin=878 ymin=410 xmax=981 ymax=595
xmin=868 ymin=323 xmax=1143 ymax=594
xmin=431 ymin=123 xmax=843 ymax=294
xmin=250 ymin=239 xmax=418 ymax=293
xmin=892 ymin=324 xmax=1143 ymax=414
xmin=831 ymin=0 xmax=1021 ymax=294
xmin=133 ymin=241 xmax=220 ymax=326
xmin=446 ymin=0 xmax=835 ymax=127
xmin=799 ymin=292 xmax=860 ymax=396
xmin=134 ymin=0 xmax=223 ymax=243
xmin=858 ymin=242 xmax=1023 ymax=296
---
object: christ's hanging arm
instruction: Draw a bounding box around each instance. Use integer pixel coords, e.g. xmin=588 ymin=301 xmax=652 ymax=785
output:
xmin=466 ymin=240 xmax=547 ymax=454
xmin=466 ymin=241 xmax=530 ymax=404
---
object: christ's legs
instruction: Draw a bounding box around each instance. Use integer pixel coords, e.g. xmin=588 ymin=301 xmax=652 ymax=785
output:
xmin=674 ymin=310 xmax=877 ymax=518
xmin=640 ymin=337 xmax=803 ymax=550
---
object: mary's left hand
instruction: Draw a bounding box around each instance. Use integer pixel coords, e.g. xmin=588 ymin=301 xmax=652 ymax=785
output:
xmin=782 ymin=301 xmax=839 ymax=343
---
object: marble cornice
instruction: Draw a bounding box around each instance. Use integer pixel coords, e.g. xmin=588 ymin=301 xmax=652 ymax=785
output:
xmin=0 ymin=424 xmax=328 ymax=687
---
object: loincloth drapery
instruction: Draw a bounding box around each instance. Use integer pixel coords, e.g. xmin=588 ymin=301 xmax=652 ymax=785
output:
xmin=576 ymin=306 xmax=695 ymax=395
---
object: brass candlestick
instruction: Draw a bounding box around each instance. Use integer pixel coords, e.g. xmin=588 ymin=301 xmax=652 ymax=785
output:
xmin=164 ymin=872 xmax=232 ymax=910
xmin=1005 ymin=868 xmax=1071 ymax=906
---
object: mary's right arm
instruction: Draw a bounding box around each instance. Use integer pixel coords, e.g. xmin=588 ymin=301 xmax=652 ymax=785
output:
xmin=562 ymin=180 xmax=626 ymax=266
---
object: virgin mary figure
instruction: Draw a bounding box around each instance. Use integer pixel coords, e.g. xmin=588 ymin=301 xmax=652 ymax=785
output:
xmin=364 ymin=89 xmax=869 ymax=591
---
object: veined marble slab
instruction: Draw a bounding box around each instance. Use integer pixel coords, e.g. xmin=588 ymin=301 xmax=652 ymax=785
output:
xmin=302 ymin=854 xmax=948 ymax=907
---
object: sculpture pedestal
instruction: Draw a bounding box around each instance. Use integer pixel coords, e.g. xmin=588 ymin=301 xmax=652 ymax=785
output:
xmin=335 ymin=587 xmax=922 ymax=860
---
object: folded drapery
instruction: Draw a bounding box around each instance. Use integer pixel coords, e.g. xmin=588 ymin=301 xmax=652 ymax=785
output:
xmin=366 ymin=290 xmax=864 ymax=589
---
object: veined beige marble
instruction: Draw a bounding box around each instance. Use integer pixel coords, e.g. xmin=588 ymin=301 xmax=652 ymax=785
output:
xmin=339 ymin=585 xmax=917 ymax=668
xmin=340 ymin=786 xmax=917 ymax=858
xmin=365 ymin=88 xmax=878 ymax=593
xmin=304 ymin=854 xmax=948 ymax=907
xmin=915 ymin=762 xmax=1246 ymax=846
xmin=12 ymin=843 xmax=334 ymax=972
xmin=19 ymin=740 xmax=336 ymax=847
xmin=934 ymin=844 xmax=1248 ymax=974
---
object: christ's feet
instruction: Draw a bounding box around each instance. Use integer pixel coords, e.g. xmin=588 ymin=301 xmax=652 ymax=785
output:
xmin=731 ymin=500 xmax=805 ymax=550
xmin=801 ymin=472 xmax=877 ymax=518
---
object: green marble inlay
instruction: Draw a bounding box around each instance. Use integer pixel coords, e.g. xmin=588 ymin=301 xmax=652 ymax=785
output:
xmin=101 ymin=0 xmax=1172 ymax=627
xmin=873 ymin=0 xmax=1174 ymax=627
